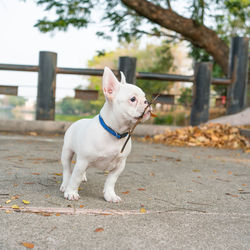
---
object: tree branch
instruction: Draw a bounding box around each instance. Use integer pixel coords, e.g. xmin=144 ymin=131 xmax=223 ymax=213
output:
xmin=166 ymin=0 xmax=172 ymax=10
xmin=121 ymin=0 xmax=229 ymax=74
xmin=134 ymin=29 xmax=183 ymax=41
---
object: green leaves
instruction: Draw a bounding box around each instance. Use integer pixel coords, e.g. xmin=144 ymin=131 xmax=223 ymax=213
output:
xmin=178 ymin=88 xmax=192 ymax=106
xmin=35 ymin=17 xmax=89 ymax=32
xmin=35 ymin=0 xmax=94 ymax=32
xmin=57 ymin=97 xmax=103 ymax=116
xmin=87 ymin=40 xmax=174 ymax=98
xmin=190 ymin=0 xmax=206 ymax=25
xmin=33 ymin=0 xmax=249 ymax=43
xmin=0 ymin=96 xmax=26 ymax=108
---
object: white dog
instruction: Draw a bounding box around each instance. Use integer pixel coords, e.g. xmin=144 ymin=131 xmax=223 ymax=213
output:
xmin=60 ymin=67 xmax=151 ymax=202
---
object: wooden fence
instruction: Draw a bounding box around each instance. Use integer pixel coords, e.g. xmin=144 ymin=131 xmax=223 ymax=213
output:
xmin=0 ymin=36 xmax=249 ymax=125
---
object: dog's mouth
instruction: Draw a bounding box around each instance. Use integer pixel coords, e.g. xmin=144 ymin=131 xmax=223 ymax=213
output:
xmin=134 ymin=109 xmax=151 ymax=120
xmin=133 ymin=95 xmax=158 ymax=121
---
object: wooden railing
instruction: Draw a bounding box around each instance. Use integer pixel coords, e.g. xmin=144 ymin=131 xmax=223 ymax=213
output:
xmin=0 ymin=36 xmax=248 ymax=125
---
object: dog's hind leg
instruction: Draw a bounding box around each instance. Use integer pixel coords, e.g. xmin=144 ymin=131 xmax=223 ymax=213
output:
xmin=82 ymin=171 xmax=87 ymax=182
xmin=60 ymin=146 xmax=74 ymax=192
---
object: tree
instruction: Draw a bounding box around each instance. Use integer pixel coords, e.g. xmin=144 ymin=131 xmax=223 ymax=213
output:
xmin=32 ymin=0 xmax=249 ymax=75
xmin=57 ymin=96 xmax=103 ymax=115
xmin=0 ymin=96 xmax=26 ymax=107
xmin=87 ymin=41 xmax=175 ymax=99
xmin=57 ymin=97 xmax=84 ymax=115
xmin=178 ymin=88 xmax=192 ymax=106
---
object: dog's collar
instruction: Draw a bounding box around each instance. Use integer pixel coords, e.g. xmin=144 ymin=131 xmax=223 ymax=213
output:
xmin=99 ymin=115 xmax=129 ymax=139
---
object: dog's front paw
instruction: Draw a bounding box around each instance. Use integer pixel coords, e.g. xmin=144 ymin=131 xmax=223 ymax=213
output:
xmin=104 ymin=191 xmax=121 ymax=203
xmin=64 ymin=189 xmax=80 ymax=200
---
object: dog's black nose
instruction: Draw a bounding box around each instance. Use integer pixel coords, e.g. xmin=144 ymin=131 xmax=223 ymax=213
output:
xmin=144 ymin=100 xmax=149 ymax=105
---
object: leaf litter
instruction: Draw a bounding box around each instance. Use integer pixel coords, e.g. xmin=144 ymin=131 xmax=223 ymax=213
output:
xmin=143 ymin=123 xmax=250 ymax=152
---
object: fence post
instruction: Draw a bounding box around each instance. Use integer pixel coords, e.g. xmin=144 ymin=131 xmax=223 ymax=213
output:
xmin=36 ymin=51 xmax=57 ymax=120
xmin=226 ymin=37 xmax=249 ymax=114
xmin=118 ymin=56 xmax=137 ymax=84
xmin=190 ymin=62 xmax=212 ymax=126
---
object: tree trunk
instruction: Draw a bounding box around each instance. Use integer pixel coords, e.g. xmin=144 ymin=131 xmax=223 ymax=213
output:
xmin=121 ymin=0 xmax=229 ymax=75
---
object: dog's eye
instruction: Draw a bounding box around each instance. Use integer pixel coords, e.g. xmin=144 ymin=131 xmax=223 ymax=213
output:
xmin=130 ymin=97 xmax=136 ymax=102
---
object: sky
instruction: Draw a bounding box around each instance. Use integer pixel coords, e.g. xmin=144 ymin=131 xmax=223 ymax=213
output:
xmin=0 ymin=0 xmax=120 ymax=100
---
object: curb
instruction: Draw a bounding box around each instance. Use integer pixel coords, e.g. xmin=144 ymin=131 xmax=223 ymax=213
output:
xmin=0 ymin=120 xmax=71 ymax=135
xmin=1 ymin=119 xmax=249 ymax=138
xmin=0 ymin=119 xmax=177 ymax=137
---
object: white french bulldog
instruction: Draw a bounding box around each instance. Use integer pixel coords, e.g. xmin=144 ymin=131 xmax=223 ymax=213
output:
xmin=60 ymin=67 xmax=151 ymax=202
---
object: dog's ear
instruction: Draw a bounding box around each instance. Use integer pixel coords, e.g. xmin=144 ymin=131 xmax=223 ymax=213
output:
xmin=102 ymin=67 xmax=120 ymax=101
xmin=120 ymin=71 xmax=126 ymax=84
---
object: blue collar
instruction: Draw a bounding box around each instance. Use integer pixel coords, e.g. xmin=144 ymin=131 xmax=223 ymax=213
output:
xmin=99 ymin=115 xmax=129 ymax=139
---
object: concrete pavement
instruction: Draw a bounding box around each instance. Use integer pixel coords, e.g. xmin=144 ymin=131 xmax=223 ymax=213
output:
xmin=0 ymin=133 xmax=250 ymax=249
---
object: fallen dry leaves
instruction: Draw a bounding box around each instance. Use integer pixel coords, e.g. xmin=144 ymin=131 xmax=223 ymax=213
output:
xmin=11 ymin=204 xmax=19 ymax=209
xmin=122 ymin=191 xmax=130 ymax=194
xmin=192 ymin=169 xmax=200 ymax=173
xmin=22 ymin=200 xmax=30 ymax=205
xmin=149 ymin=172 xmax=155 ymax=177
xmin=144 ymin=123 xmax=250 ymax=151
xmin=51 ymin=173 xmax=62 ymax=176
xmin=21 ymin=242 xmax=34 ymax=249
xmin=225 ymin=193 xmax=239 ymax=198
xmin=11 ymin=195 xmax=19 ymax=200
xmin=94 ymin=228 xmax=104 ymax=232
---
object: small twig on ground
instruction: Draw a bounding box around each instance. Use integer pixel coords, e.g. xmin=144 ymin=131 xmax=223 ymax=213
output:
xmin=153 ymin=197 xmax=207 ymax=213
xmin=38 ymin=182 xmax=50 ymax=187
xmin=187 ymin=201 xmax=213 ymax=206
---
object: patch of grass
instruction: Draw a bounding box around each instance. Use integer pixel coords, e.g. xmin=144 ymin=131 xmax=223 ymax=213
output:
xmin=154 ymin=114 xmax=174 ymax=125
xmin=153 ymin=111 xmax=190 ymax=126
xmin=175 ymin=112 xmax=187 ymax=126
xmin=55 ymin=114 xmax=94 ymax=122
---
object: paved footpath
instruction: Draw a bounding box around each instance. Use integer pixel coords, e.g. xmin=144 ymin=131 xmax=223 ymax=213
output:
xmin=0 ymin=133 xmax=249 ymax=249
